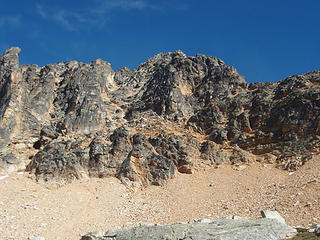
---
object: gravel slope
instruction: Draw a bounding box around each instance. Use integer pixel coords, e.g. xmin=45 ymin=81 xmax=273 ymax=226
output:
xmin=0 ymin=157 xmax=319 ymax=240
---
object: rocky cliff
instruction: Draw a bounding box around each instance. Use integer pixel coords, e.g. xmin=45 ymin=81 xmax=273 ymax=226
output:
xmin=0 ymin=47 xmax=319 ymax=186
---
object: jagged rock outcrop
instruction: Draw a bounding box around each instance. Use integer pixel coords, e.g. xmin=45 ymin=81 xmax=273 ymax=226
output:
xmin=0 ymin=47 xmax=26 ymax=173
xmin=26 ymin=137 xmax=89 ymax=184
xmin=81 ymin=213 xmax=297 ymax=240
xmin=118 ymin=133 xmax=175 ymax=186
xmin=0 ymin=47 xmax=319 ymax=186
xmin=122 ymin=51 xmax=247 ymax=120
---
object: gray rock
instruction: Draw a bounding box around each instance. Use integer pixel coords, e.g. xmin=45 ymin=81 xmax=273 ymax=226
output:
xmin=193 ymin=218 xmax=214 ymax=223
xmin=88 ymin=127 xmax=131 ymax=178
xmin=311 ymin=224 xmax=320 ymax=236
xmin=0 ymin=47 xmax=25 ymax=173
xmin=217 ymin=215 xmax=246 ymax=221
xmin=261 ymin=210 xmax=286 ymax=224
xmin=81 ymin=217 xmax=297 ymax=240
xmin=29 ymin=236 xmax=46 ymax=240
xmin=26 ymin=139 xmax=90 ymax=184
xmin=122 ymin=155 xmax=173 ymax=186
xmin=27 ymin=128 xmax=178 ymax=186
xmin=138 ymin=221 xmax=155 ymax=227
xmin=148 ymin=133 xmax=194 ymax=174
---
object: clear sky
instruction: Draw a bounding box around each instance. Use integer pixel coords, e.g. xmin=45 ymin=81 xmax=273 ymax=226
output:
xmin=0 ymin=0 xmax=319 ymax=83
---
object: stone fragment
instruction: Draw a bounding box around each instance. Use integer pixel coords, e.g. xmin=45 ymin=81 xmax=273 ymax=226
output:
xmin=29 ymin=237 xmax=46 ymax=240
xmin=261 ymin=210 xmax=286 ymax=224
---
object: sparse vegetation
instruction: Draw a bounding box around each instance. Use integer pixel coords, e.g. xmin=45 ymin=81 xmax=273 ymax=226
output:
xmin=291 ymin=228 xmax=320 ymax=240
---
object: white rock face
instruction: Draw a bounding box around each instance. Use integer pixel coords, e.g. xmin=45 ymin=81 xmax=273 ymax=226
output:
xmin=261 ymin=210 xmax=286 ymax=224
xmin=29 ymin=236 xmax=46 ymax=240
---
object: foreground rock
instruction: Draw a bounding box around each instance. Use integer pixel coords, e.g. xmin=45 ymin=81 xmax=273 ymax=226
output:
xmin=1 ymin=47 xmax=320 ymax=186
xmin=261 ymin=210 xmax=286 ymax=225
xmin=81 ymin=216 xmax=297 ymax=240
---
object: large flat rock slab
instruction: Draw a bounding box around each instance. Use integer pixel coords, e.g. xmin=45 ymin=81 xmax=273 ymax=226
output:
xmin=81 ymin=217 xmax=297 ymax=240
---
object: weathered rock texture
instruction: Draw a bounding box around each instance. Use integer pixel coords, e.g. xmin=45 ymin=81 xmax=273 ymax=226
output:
xmin=0 ymin=47 xmax=319 ymax=185
xmin=81 ymin=216 xmax=297 ymax=240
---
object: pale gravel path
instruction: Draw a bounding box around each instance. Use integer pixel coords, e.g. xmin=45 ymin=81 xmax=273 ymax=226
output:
xmin=0 ymin=157 xmax=319 ymax=240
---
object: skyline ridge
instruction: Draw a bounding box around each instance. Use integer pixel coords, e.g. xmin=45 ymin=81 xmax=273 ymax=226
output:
xmin=1 ymin=0 xmax=319 ymax=83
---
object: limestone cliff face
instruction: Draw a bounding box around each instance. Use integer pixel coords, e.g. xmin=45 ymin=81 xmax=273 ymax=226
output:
xmin=0 ymin=47 xmax=319 ymax=185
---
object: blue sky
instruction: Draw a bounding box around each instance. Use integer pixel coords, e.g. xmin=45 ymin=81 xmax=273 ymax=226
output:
xmin=0 ymin=0 xmax=319 ymax=83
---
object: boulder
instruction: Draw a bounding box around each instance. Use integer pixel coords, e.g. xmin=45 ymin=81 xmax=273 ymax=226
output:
xmin=261 ymin=210 xmax=286 ymax=225
xmin=26 ymin=139 xmax=89 ymax=184
xmin=81 ymin=216 xmax=297 ymax=240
